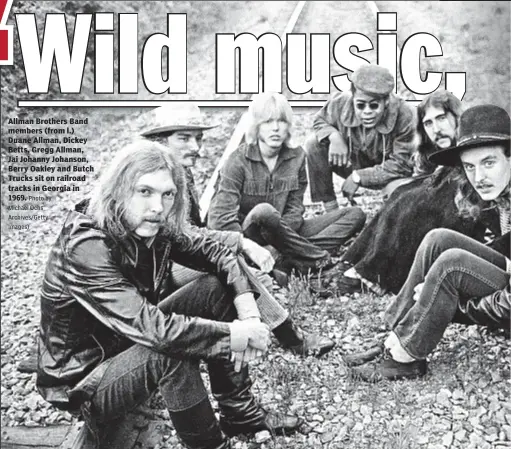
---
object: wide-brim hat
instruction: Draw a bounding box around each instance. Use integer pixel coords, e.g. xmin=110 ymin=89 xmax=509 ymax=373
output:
xmin=141 ymin=103 xmax=218 ymax=138
xmin=429 ymin=104 xmax=510 ymax=166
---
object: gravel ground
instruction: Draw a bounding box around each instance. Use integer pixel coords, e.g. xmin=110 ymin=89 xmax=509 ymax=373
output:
xmin=1 ymin=2 xmax=510 ymax=449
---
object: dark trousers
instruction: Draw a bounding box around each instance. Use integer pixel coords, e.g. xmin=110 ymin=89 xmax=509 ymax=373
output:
xmin=385 ymin=229 xmax=509 ymax=360
xmin=77 ymin=275 xmax=236 ymax=423
xmin=242 ymin=203 xmax=365 ymax=265
xmin=304 ymin=134 xmax=353 ymax=204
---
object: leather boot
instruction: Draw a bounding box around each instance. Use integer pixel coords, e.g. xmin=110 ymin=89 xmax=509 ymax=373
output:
xmin=273 ymin=318 xmax=335 ymax=357
xmin=208 ymin=361 xmax=302 ymax=437
xmin=169 ymin=396 xmax=231 ymax=449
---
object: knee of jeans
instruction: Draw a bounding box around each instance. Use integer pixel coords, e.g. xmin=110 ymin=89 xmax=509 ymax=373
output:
xmin=303 ymin=133 xmax=319 ymax=155
xmin=349 ymin=207 xmax=366 ymax=230
xmin=247 ymin=203 xmax=280 ymax=227
xmin=421 ymin=228 xmax=451 ymax=251
xmin=161 ymin=357 xmax=200 ymax=379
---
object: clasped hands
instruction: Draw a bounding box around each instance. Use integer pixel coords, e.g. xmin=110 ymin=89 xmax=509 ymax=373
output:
xmin=230 ymin=318 xmax=271 ymax=372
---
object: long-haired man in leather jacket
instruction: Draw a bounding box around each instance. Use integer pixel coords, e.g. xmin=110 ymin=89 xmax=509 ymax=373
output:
xmin=36 ymin=140 xmax=301 ymax=449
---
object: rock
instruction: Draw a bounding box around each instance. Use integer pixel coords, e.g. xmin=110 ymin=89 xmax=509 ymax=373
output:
xmin=312 ymin=414 xmax=324 ymax=422
xmin=454 ymin=429 xmax=466 ymax=441
xmin=436 ymin=389 xmax=452 ymax=407
xmin=441 ymin=431 xmax=453 ymax=447
xmin=360 ymin=405 xmax=371 ymax=416
xmin=352 ymin=422 xmax=363 ymax=432
xmin=255 ymin=431 xmax=271 ymax=443
xmin=452 ymin=389 xmax=465 ymax=401
xmin=417 ymin=434 xmax=429 ymax=445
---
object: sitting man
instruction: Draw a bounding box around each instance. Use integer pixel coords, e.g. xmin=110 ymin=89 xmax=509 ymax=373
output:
xmin=140 ymin=103 xmax=335 ymax=357
xmin=305 ymin=64 xmax=416 ymax=210
xmin=334 ymin=90 xmax=490 ymax=295
xmin=36 ymin=140 xmax=301 ymax=449
xmin=347 ymin=104 xmax=510 ymax=381
xmin=207 ymin=92 xmax=366 ymax=275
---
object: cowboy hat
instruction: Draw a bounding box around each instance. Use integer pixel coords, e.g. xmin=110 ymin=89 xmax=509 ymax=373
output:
xmin=429 ymin=104 xmax=510 ymax=166
xmin=140 ymin=103 xmax=217 ymax=137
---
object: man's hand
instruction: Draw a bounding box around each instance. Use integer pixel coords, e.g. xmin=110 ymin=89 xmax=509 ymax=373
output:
xmin=341 ymin=174 xmax=360 ymax=204
xmin=241 ymin=238 xmax=275 ymax=273
xmin=413 ymin=283 xmax=424 ymax=301
xmin=231 ymin=347 xmax=265 ymax=372
xmin=328 ymin=133 xmax=349 ymax=167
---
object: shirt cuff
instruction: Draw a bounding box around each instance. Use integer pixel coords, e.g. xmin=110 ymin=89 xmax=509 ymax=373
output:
xmin=234 ymin=292 xmax=261 ymax=320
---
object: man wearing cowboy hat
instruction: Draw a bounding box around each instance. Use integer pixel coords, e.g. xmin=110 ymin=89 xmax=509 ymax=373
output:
xmin=305 ymin=64 xmax=416 ymax=210
xmin=141 ymin=103 xmax=335 ymax=358
xmin=346 ymin=104 xmax=510 ymax=382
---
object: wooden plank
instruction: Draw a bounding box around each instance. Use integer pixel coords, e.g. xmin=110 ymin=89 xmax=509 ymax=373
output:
xmin=1 ymin=425 xmax=72 ymax=448
xmin=18 ymin=353 xmax=38 ymax=374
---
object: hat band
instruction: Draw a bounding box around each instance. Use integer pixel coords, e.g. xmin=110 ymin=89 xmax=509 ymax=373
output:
xmin=458 ymin=133 xmax=510 ymax=145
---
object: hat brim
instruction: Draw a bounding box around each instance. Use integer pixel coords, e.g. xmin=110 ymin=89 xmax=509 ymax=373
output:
xmin=429 ymin=136 xmax=510 ymax=167
xmin=141 ymin=124 xmax=217 ymax=137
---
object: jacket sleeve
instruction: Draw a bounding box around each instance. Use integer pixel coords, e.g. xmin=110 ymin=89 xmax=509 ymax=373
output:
xmin=66 ymin=236 xmax=231 ymax=361
xmin=207 ymin=154 xmax=244 ymax=232
xmin=357 ymin=103 xmax=416 ymax=188
xmin=281 ymin=154 xmax=307 ymax=231
xmin=190 ymin=225 xmax=243 ymax=254
xmin=488 ymin=231 xmax=510 ymax=258
xmin=458 ymin=281 xmax=510 ymax=329
xmin=313 ymin=92 xmax=346 ymax=142
xmin=170 ymin=231 xmax=253 ymax=297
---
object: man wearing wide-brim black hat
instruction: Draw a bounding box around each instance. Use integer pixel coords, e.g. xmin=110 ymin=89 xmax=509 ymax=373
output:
xmin=348 ymin=104 xmax=511 ymax=382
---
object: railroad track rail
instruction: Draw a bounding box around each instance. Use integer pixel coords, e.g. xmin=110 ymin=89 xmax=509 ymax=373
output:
xmin=2 ymin=2 xmax=424 ymax=447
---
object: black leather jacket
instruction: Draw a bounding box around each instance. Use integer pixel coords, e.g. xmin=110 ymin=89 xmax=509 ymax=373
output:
xmin=37 ymin=204 xmax=253 ymax=409
xmin=456 ymin=230 xmax=510 ymax=329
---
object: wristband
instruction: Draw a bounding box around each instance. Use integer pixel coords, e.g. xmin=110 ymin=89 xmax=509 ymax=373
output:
xmin=352 ymin=170 xmax=361 ymax=184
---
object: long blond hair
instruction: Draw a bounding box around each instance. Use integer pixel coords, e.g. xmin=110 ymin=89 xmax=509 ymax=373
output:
xmin=87 ymin=140 xmax=190 ymax=241
xmin=245 ymin=92 xmax=294 ymax=146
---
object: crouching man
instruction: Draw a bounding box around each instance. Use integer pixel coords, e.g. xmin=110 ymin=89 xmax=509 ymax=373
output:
xmin=36 ymin=140 xmax=301 ymax=449
xmin=347 ymin=105 xmax=510 ymax=382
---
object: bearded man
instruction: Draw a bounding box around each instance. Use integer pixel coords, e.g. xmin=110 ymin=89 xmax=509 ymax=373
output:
xmin=36 ymin=140 xmax=301 ymax=449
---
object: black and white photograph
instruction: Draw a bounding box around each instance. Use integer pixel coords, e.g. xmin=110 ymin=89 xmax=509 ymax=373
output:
xmin=1 ymin=2 xmax=510 ymax=448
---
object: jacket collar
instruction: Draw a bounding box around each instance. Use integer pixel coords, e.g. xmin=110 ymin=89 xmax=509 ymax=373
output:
xmin=340 ymin=93 xmax=399 ymax=134
xmin=70 ymin=199 xmax=170 ymax=269
xmin=244 ymin=142 xmax=297 ymax=162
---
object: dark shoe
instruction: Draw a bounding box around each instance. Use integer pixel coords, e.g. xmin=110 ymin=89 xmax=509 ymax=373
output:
xmin=351 ymin=352 xmax=427 ymax=382
xmin=288 ymin=333 xmax=336 ymax=357
xmin=221 ymin=408 xmax=302 ymax=437
xmin=273 ymin=318 xmax=335 ymax=357
xmin=333 ymin=274 xmax=361 ymax=295
xmin=343 ymin=344 xmax=384 ymax=367
xmin=271 ymin=268 xmax=289 ymax=288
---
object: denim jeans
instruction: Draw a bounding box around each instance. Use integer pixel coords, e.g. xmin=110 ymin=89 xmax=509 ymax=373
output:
xmin=304 ymin=135 xmax=353 ymax=204
xmin=170 ymin=262 xmax=289 ymax=330
xmin=304 ymin=134 xmax=413 ymax=203
xmin=77 ymin=275 xmax=237 ymax=423
xmin=385 ymin=228 xmax=509 ymax=360
xmin=242 ymin=203 xmax=365 ymax=263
